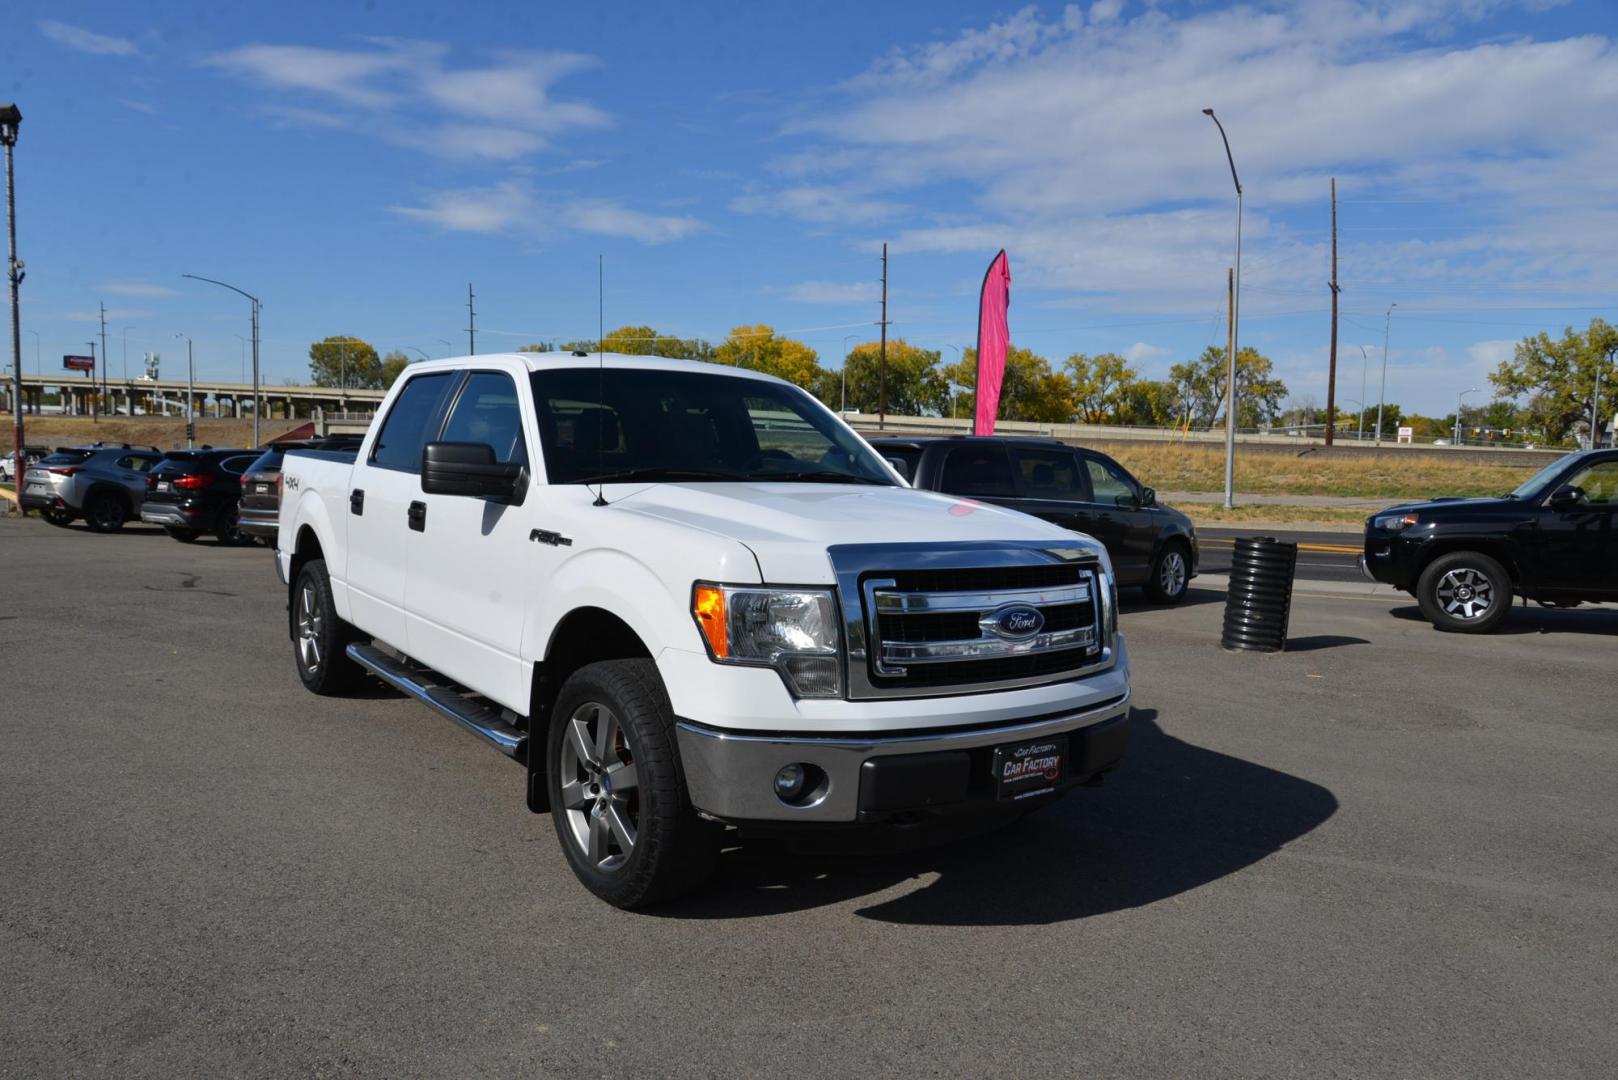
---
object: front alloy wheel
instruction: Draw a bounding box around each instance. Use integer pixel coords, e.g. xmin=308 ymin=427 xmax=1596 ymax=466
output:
xmin=1416 ymin=551 xmax=1512 ymax=634
xmin=557 ymin=702 xmax=641 ymax=872
xmin=1144 ymin=543 xmax=1191 ymax=604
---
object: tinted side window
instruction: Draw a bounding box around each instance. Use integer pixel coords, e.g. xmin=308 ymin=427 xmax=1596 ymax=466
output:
xmin=372 ymin=373 xmax=453 ymax=472
xmin=940 ymin=445 xmax=1015 ymax=496
xmin=220 ymin=455 xmax=256 ymax=475
xmin=1084 ymin=455 xmax=1138 ymax=506
xmin=1013 ymin=448 xmax=1085 ymax=499
xmin=1567 ymin=460 xmax=1618 ymax=504
xmin=117 ymin=454 xmax=160 ymax=472
xmin=440 ymin=372 xmax=527 ymax=466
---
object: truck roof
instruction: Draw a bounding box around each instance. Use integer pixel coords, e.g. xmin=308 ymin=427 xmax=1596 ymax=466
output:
xmin=402 ymin=351 xmax=794 ymax=386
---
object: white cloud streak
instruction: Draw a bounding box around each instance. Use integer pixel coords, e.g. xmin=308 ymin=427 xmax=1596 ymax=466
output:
xmin=389 ymin=184 xmax=704 ymax=244
xmin=99 ymin=281 xmax=179 ymax=298
xmin=38 ymin=20 xmax=138 ymax=57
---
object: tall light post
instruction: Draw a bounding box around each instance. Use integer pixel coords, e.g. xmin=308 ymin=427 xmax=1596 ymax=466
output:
xmin=86 ymin=342 xmax=98 ymax=420
xmin=1592 ymin=346 xmax=1613 ymax=449
xmin=1375 ymin=303 xmax=1396 ymax=447
xmin=1454 ymin=387 xmax=1478 ymax=446
xmin=434 ymin=338 xmax=453 ymax=358
xmin=840 ymin=333 xmax=863 ymax=415
xmin=1202 ymin=107 xmax=1242 ymax=509
xmin=232 ymin=333 xmax=248 ymax=384
xmin=175 ymin=333 xmax=194 ymax=446
xmin=939 ymin=343 xmax=964 ymax=422
xmin=403 ymin=346 xmax=430 ymax=360
xmin=1356 ymin=344 xmax=1371 ymax=441
xmin=181 ymin=273 xmax=260 ymax=446
xmin=3 ymin=103 xmax=24 ymax=478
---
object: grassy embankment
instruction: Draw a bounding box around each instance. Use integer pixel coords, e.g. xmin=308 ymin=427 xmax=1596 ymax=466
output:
xmin=1 ymin=416 xmax=289 ymax=454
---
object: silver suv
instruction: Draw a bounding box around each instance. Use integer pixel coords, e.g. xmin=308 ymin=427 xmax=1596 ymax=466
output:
xmin=20 ymin=444 xmax=164 ymax=532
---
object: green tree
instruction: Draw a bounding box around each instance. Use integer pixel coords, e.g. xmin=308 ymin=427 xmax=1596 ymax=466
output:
xmin=380 ymin=350 xmax=411 ymax=388
xmin=1168 ymin=346 xmax=1287 ymax=429
xmin=824 ymin=340 xmax=948 ymax=415
xmin=944 ymin=346 xmax=1074 ymax=423
xmin=1115 ymin=379 xmax=1179 ymax=426
xmin=308 ymin=336 xmax=382 ymax=389
xmin=712 ymin=325 xmax=823 ymax=389
xmin=1065 ymin=352 xmax=1138 ymax=423
xmin=1489 ymin=318 xmax=1618 ymax=443
xmin=517 ymin=343 xmax=554 ymax=353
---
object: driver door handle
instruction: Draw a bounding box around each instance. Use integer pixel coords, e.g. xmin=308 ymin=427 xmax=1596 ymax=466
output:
xmin=408 ymin=500 xmax=426 ymax=532
xmin=350 ymin=489 xmax=365 ymax=515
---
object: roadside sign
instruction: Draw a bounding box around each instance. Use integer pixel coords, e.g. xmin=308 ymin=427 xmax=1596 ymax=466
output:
xmin=63 ymin=355 xmax=95 ymax=372
xmin=1396 ymin=425 xmax=1413 ymax=444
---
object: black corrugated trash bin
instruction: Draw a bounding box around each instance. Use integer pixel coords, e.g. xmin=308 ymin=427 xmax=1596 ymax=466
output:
xmin=1221 ymin=536 xmax=1299 ymax=652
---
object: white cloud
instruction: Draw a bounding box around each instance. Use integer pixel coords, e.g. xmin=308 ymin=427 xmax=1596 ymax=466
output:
xmin=204 ymin=39 xmax=608 ymax=161
xmin=1467 ymin=340 xmax=1518 ymax=368
xmin=99 ymin=281 xmax=178 ymax=298
xmin=764 ymin=1 xmax=1618 ymax=313
xmin=389 ymin=184 xmax=704 ymax=244
xmin=389 ymin=181 xmax=536 ymax=235
xmin=560 ymin=199 xmax=704 ymax=244
xmin=62 ymin=308 xmax=146 ymax=322
xmin=38 ymin=20 xmax=138 ymax=57
xmin=780 ymin=281 xmax=879 ymax=305
xmin=731 ymin=185 xmax=904 ymax=225
xmin=1125 ymin=341 xmax=1172 ymax=366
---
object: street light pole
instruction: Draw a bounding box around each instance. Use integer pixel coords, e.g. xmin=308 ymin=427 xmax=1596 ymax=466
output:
xmin=434 ymin=338 xmax=453 ymax=358
xmin=1375 ymin=303 xmax=1396 ymax=447
xmin=176 ymin=333 xmax=194 ymax=447
xmin=1455 ymin=387 xmax=1478 ymax=446
xmin=1 ymin=103 xmax=23 ymax=481
xmin=87 ymin=342 xmax=98 ymax=420
xmin=1591 ymin=346 xmax=1613 ymax=449
xmin=181 ymin=273 xmax=261 ymax=446
xmin=1203 ymin=108 xmax=1242 ymax=509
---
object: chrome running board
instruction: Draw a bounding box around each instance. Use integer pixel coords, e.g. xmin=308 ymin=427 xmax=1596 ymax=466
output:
xmin=346 ymin=643 xmax=527 ymax=761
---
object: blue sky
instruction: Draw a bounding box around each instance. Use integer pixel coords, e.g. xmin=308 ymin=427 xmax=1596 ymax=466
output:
xmin=5 ymin=0 xmax=1617 ymax=416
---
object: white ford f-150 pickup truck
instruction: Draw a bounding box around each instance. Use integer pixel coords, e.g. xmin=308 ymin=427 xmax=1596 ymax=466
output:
xmin=277 ymin=352 xmax=1131 ymax=908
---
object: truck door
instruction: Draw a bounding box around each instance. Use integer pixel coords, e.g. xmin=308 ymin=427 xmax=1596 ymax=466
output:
xmin=1537 ymin=456 xmax=1618 ymax=598
xmin=345 ymin=371 xmax=456 ymax=652
xmin=404 ymin=369 xmax=536 ymax=710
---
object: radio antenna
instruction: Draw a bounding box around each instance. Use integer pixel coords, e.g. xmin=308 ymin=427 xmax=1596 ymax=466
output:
xmin=592 ymin=254 xmax=608 ymax=506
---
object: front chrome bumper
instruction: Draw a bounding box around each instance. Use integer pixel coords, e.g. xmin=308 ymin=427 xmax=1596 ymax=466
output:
xmin=675 ymin=690 xmax=1131 ymax=823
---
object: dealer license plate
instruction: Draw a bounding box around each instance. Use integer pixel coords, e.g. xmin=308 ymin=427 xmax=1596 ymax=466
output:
xmin=25 ymin=483 xmax=47 ymax=495
xmin=255 ymin=483 xmax=271 ymax=494
xmin=993 ymin=735 xmax=1068 ymax=802
xmin=156 ymin=481 xmax=172 ymax=492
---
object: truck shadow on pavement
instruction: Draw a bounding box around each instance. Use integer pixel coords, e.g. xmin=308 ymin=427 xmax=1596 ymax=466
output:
xmin=1388 ymin=604 xmax=1618 ymax=636
xmin=658 ymin=709 xmax=1339 ymax=924
xmin=1119 ymin=586 xmax=1226 ymax=612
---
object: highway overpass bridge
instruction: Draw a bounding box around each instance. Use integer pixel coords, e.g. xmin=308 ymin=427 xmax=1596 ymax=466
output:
xmin=7 ymin=373 xmax=386 ymax=421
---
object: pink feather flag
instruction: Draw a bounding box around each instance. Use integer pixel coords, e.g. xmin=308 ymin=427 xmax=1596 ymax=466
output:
xmin=973 ymin=250 xmax=1011 ymax=436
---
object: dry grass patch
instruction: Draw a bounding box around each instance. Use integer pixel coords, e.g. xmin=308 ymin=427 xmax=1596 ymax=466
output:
xmin=1106 ymin=442 xmax=1529 ymax=500
xmin=1 ymin=416 xmax=296 ymax=454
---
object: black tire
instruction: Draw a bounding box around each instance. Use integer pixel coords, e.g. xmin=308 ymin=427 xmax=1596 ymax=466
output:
xmin=1416 ymin=551 xmax=1513 ymax=634
xmin=215 ymin=500 xmax=253 ymax=546
xmin=42 ymin=506 xmax=74 ymax=528
xmin=547 ymin=659 xmax=720 ymax=909
xmin=1142 ymin=541 xmax=1192 ymax=604
xmin=84 ymin=493 xmax=128 ymax=533
xmin=292 ymin=559 xmax=363 ymax=695
xmin=165 ymin=525 xmax=201 ymax=543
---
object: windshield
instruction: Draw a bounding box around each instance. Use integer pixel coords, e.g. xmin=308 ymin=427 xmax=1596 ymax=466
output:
xmin=531 ymin=367 xmax=894 ymax=486
xmin=1507 ymin=452 xmax=1581 ymax=500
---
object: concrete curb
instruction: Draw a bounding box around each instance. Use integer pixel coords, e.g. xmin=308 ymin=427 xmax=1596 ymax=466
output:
xmin=1192 ymin=572 xmax=1403 ymax=599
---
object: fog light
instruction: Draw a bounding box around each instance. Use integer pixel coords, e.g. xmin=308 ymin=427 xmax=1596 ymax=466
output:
xmin=774 ymin=763 xmax=807 ymax=800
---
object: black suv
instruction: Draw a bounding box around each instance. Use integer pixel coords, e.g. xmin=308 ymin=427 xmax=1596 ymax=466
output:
xmin=871 ymin=436 xmax=1199 ymax=603
xmin=139 ymin=448 xmax=261 ymax=545
xmin=1361 ymin=448 xmax=1618 ymax=632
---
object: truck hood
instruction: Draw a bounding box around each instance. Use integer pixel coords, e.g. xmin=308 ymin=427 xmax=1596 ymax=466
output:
xmin=612 ymin=482 xmax=1091 ymax=584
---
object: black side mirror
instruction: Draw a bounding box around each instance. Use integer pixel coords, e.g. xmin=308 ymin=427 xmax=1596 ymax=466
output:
xmin=884 ymin=456 xmax=912 ymax=482
xmin=421 ymin=442 xmax=525 ymax=503
xmin=1140 ymin=486 xmax=1157 ymax=507
xmin=1547 ymin=484 xmax=1586 ymax=511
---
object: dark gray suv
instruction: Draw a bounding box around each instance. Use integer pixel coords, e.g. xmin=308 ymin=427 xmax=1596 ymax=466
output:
xmin=20 ymin=444 xmax=164 ymax=532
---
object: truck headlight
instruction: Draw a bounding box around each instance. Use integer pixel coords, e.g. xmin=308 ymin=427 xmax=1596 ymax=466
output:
xmin=1372 ymin=512 xmax=1419 ymax=531
xmin=692 ymin=584 xmax=842 ymax=698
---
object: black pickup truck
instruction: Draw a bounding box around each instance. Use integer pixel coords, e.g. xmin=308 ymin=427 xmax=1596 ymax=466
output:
xmin=1361 ymin=448 xmax=1618 ymax=632
xmin=870 ymin=435 xmax=1198 ymax=603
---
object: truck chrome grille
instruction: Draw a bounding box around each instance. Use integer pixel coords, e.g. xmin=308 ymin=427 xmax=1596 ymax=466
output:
xmin=829 ymin=542 xmax=1116 ymax=700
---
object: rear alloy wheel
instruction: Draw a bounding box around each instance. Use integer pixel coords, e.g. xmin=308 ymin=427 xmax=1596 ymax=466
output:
xmin=85 ymin=494 xmax=128 ymax=533
xmin=1143 ymin=543 xmax=1191 ymax=604
xmin=42 ymin=506 xmax=74 ymax=527
xmin=292 ymin=559 xmax=362 ymax=695
xmin=547 ymin=660 xmax=719 ymax=909
xmin=215 ymin=500 xmax=253 ymax=546
xmin=1416 ymin=551 xmax=1513 ymax=634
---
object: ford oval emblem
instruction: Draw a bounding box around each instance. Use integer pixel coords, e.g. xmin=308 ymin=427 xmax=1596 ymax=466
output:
xmin=986 ymin=604 xmax=1045 ymax=640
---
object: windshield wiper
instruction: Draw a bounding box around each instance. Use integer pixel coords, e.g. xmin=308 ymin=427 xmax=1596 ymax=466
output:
xmin=575 ymin=467 xmax=747 ymax=484
xmin=747 ymin=470 xmax=890 ymax=485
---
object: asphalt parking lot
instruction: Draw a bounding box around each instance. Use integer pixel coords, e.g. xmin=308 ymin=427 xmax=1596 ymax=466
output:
xmin=3 ymin=516 xmax=1615 ymax=1077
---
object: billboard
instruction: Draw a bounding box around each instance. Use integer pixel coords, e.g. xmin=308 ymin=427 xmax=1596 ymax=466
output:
xmin=63 ymin=355 xmax=95 ymax=372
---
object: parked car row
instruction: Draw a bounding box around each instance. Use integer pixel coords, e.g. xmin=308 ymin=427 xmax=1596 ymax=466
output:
xmin=17 ymin=437 xmax=362 ymax=545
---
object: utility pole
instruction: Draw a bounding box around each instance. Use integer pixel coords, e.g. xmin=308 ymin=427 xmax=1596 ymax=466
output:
xmin=1357 ymin=344 xmax=1370 ymax=442
xmin=1326 ymin=178 xmax=1339 ymax=447
xmin=878 ymin=243 xmax=888 ymax=430
xmin=87 ymin=341 xmax=98 ymax=420
xmin=186 ymin=336 xmax=194 ymax=446
xmin=99 ymin=302 xmax=109 ymax=415
xmin=1375 ymin=303 xmax=1396 ymax=447
xmin=1594 ymin=346 xmax=1611 ymax=448
xmin=2 ymin=103 xmax=24 ymax=498
xmin=467 ymin=283 xmax=476 ymax=356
